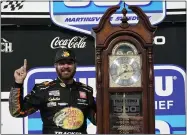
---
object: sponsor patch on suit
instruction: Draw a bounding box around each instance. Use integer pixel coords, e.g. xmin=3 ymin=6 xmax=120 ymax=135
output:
xmin=49 ymin=90 xmax=60 ymax=96
xmin=48 ymin=97 xmax=60 ymax=102
xmin=47 ymin=102 xmax=57 ymax=107
xmin=79 ymin=91 xmax=87 ymax=99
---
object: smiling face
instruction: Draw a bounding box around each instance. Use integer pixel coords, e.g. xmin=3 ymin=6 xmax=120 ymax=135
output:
xmin=55 ymin=59 xmax=76 ymax=81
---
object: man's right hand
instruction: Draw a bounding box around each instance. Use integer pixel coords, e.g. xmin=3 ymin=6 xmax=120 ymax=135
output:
xmin=14 ymin=59 xmax=28 ymax=84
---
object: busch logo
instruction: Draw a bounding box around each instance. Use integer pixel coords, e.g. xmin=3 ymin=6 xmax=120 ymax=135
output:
xmin=50 ymin=36 xmax=87 ymax=49
xmin=1 ymin=38 xmax=13 ymax=53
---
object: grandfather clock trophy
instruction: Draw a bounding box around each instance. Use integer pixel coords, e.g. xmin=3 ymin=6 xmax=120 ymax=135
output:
xmin=92 ymin=3 xmax=157 ymax=134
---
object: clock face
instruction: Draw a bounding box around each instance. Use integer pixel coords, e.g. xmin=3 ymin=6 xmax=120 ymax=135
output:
xmin=109 ymin=56 xmax=141 ymax=87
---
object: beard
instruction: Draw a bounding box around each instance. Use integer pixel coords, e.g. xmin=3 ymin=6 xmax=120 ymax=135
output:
xmin=56 ymin=66 xmax=76 ymax=81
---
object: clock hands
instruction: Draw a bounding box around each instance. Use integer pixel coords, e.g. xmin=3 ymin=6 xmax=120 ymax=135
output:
xmin=115 ymin=69 xmax=134 ymax=78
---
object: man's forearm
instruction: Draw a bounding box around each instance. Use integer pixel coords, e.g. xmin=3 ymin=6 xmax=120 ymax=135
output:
xmin=9 ymin=83 xmax=36 ymax=117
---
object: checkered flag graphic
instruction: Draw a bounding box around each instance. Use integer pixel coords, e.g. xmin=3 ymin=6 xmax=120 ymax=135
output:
xmin=1 ymin=0 xmax=25 ymax=11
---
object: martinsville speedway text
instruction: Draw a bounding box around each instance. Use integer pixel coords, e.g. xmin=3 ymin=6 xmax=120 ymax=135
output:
xmin=64 ymin=15 xmax=152 ymax=23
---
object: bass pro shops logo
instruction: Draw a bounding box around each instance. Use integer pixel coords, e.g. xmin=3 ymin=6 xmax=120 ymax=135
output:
xmin=23 ymin=65 xmax=186 ymax=134
xmin=50 ymin=1 xmax=166 ymax=35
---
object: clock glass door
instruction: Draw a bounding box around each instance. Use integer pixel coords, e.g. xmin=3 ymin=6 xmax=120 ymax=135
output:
xmin=109 ymin=92 xmax=143 ymax=134
xmin=107 ymin=41 xmax=144 ymax=133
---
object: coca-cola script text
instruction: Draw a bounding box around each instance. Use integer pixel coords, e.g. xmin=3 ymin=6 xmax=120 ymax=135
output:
xmin=51 ymin=36 xmax=87 ymax=49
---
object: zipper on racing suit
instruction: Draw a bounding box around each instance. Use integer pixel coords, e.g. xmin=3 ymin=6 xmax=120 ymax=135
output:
xmin=69 ymin=87 xmax=72 ymax=106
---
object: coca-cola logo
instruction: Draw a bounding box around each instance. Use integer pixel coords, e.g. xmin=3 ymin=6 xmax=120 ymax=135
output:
xmin=51 ymin=36 xmax=87 ymax=49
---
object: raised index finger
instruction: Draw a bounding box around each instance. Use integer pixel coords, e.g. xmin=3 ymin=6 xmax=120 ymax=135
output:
xmin=23 ymin=59 xmax=27 ymax=69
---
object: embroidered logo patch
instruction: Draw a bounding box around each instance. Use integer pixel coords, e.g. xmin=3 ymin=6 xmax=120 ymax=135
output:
xmin=79 ymin=91 xmax=87 ymax=99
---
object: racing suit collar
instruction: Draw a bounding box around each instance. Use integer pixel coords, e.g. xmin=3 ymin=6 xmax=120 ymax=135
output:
xmin=56 ymin=77 xmax=76 ymax=86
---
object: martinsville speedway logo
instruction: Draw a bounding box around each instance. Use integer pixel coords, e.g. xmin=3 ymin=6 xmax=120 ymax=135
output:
xmin=49 ymin=1 xmax=166 ymax=35
xmin=23 ymin=65 xmax=186 ymax=134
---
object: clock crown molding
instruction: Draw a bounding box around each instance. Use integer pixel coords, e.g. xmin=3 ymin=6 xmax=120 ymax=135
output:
xmin=92 ymin=3 xmax=157 ymax=48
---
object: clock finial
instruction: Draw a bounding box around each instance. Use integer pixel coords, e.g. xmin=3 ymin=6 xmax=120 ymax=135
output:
xmin=120 ymin=3 xmax=129 ymax=28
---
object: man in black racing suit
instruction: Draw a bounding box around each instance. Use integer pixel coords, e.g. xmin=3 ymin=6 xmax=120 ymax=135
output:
xmin=9 ymin=48 xmax=96 ymax=134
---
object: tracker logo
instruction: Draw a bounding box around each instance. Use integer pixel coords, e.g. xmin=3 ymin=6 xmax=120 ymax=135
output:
xmin=50 ymin=1 xmax=166 ymax=35
xmin=23 ymin=65 xmax=186 ymax=134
